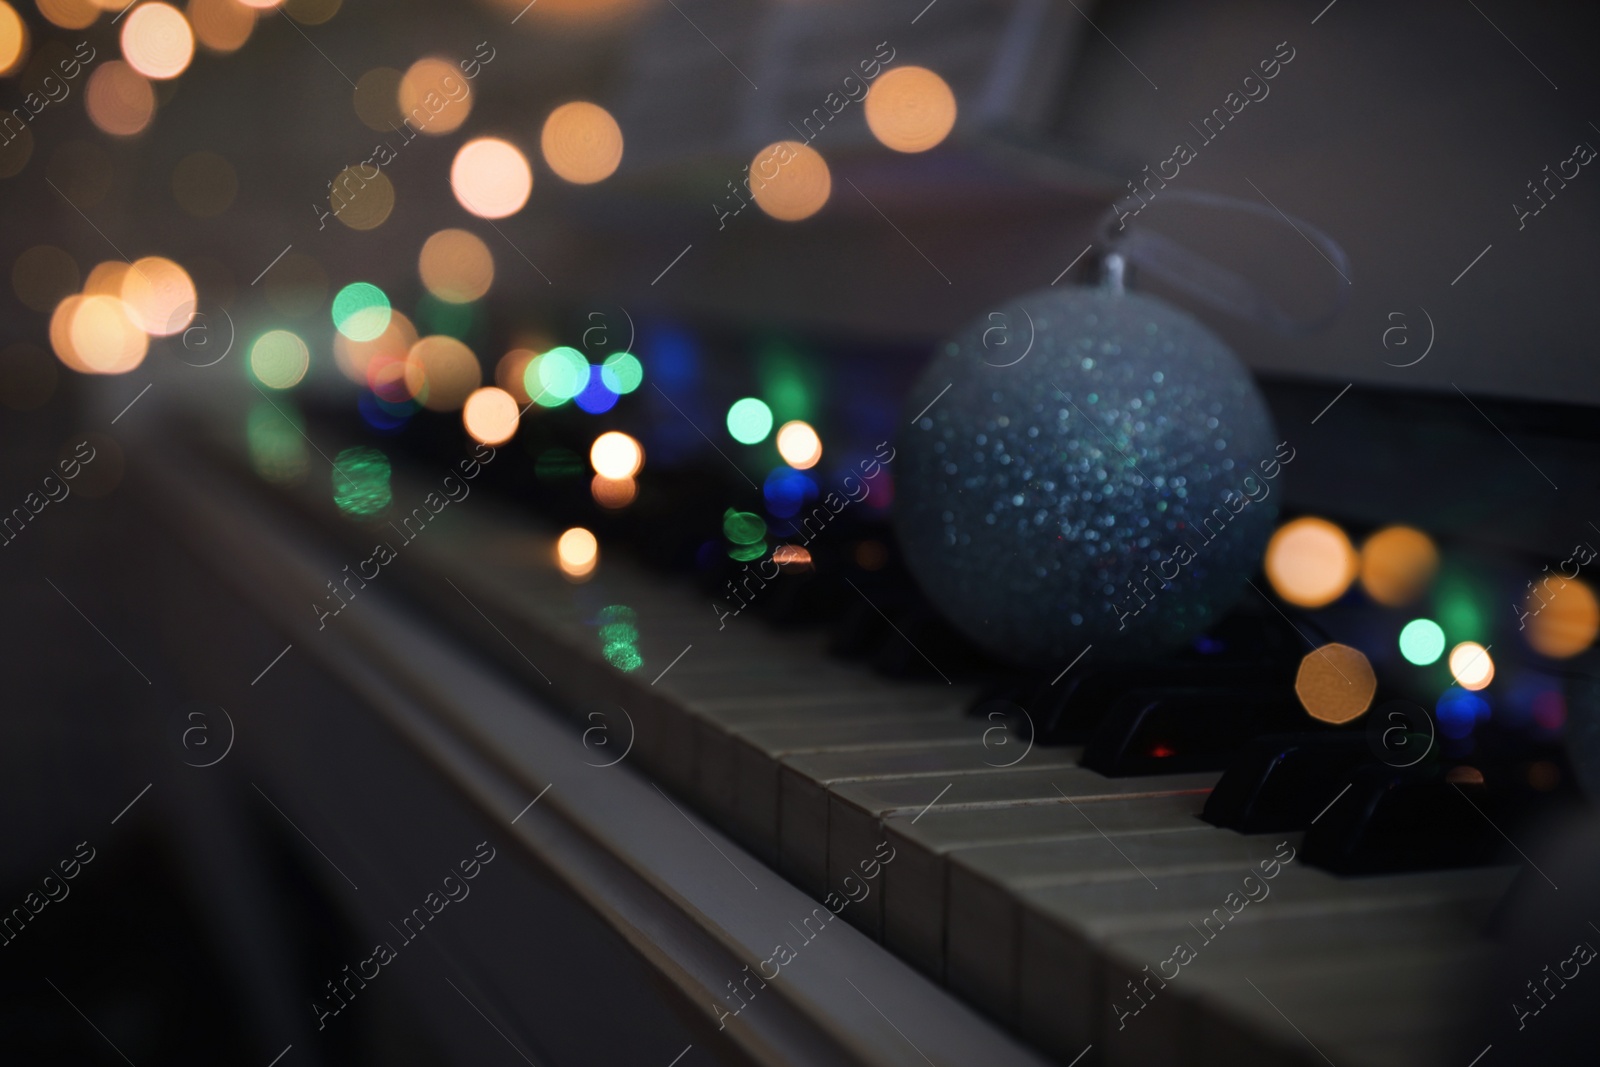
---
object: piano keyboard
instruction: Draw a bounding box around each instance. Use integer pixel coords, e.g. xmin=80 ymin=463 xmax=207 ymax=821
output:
xmin=223 ymin=460 xmax=1513 ymax=1067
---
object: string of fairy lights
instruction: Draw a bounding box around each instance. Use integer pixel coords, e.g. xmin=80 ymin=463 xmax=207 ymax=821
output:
xmin=4 ymin=0 xmax=1593 ymax=765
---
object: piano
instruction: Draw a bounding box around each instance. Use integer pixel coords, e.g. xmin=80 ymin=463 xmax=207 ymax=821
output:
xmin=5 ymin=0 xmax=1599 ymax=1064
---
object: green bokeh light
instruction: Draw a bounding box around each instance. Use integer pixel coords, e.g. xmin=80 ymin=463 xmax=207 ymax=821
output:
xmin=723 ymin=508 xmax=766 ymax=545
xmin=600 ymin=351 xmax=643 ymax=394
xmin=246 ymin=402 xmax=307 ymax=486
xmin=1399 ymin=618 xmax=1446 ymax=666
xmin=332 ymin=445 xmax=392 ymax=517
xmin=598 ymin=605 xmax=642 ymax=672
xmin=757 ymin=344 xmax=816 ymax=422
xmin=332 ymin=282 xmax=392 ymax=342
xmin=527 ymin=346 xmax=588 ymax=407
xmin=728 ymin=541 xmax=767 ymax=562
xmin=726 ymin=397 xmax=773 ymax=444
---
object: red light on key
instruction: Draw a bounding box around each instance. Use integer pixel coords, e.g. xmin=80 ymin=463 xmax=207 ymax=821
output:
xmin=1150 ymin=744 xmax=1176 ymax=758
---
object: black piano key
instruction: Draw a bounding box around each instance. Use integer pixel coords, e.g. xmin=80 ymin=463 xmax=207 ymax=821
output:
xmin=1301 ymin=764 xmax=1505 ymax=874
xmin=1034 ymin=661 xmax=1294 ymax=745
xmin=1202 ymin=732 xmax=1374 ymax=833
xmin=1080 ymin=686 xmax=1312 ymax=776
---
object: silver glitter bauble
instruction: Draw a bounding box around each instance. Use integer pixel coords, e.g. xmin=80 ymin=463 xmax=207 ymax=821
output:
xmin=895 ymin=284 xmax=1281 ymax=665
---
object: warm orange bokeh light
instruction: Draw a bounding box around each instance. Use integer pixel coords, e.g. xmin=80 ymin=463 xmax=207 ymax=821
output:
xmin=120 ymin=256 xmax=196 ymax=336
xmin=557 ymin=526 xmax=598 ymax=580
xmin=773 ymin=544 xmax=813 ymax=569
xmin=1264 ymin=517 xmax=1359 ymax=609
xmin=590 ymin=431 xmax=643 ymax=479
xmin=1449 ymin=641 xmax=1495 ymax=691
xmin=122 ymin=3 xmax=194 ymax=79
xmin=38 ymin=0 xmax=100 ymax=31
xmin=1523 ymin=577 xmax=1599 ymax=659
xmin=1294 ymin=643 xmax=1377 ymax=724
xmin=776 ymin=420 xmax=822 ymax=470
xmin=0 ymin=2 xmax=27 ymax=76
xmin=540 ymin=101 xmax=623 ymax=184
xmin=405 ymin=335 xmax=482 ymax=412
xmin=495 ymin=347 xmax=539 ymax=404
xmin=188 ymin=0 xmax=255 ymax=52
xmin=335 ymin=308 xmax=416 ymax=385
xmin=450 ymin=138 xmax=532 ymax=219
xmin=84 ymin=260 xmax=132 ymax=296
xmin=68 ymin=294 xmax=148 ymax=374
xmin=462 ymin=386 xmax=519 ymax=446
xmin=418 ymin=228 xmax=494 ymax=303
xmin=398 ymin=56 xmax=471 ymax=135
xmin=1359 ymin=526 xmax=1439 ymax=607
xmin=86 ymin=61 xmax=156 ymax=136
xmin=864 ymin=65 xmax=957 ymax=153
xmin=749 ymin=140 xmax=830 ymax=222
xmin=591 ymin=475 xmax=637 ymax=509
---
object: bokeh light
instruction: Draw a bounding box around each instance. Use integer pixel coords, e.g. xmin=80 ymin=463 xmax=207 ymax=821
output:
xmin=329 ymin=166 xmax=394 ymax=230
xmin=1436 ymin=688 xmax=1489 ymax=739
xmin=1264 ymin=517 xmax=1359 ymax=608
xmin=332 ymin=445 xmax=391 ymax=517
xmin=773 ymin=544 xmax=813 ymax=570
xmin=352 ymin=66 xmax=403 ymax=130
xmin=573 ymin=366 xmax=618 ymax=414
xmin=749 ymin=140 xmax=830 ymax=222
xmin=250 ymin=329 xmax=309 ymax=388
xmin=590 ymin=431 xmax=643 ymax=479
xmin=763 ymin=466 xmax=817 ymax=518
xmin=335 ymin=308 xmax=415 ymax=385
xmin=84 ymin=260 xmax=131 ymax=296
xmin=247 ymin=401 xmax=308 ymax=485
xmin=495 ymin=346 xmax=538 ymax=404
xmin=122 ymin=3 xmax=194 ymax=79
xmin=864 ymin=65 xmax=957 ymax=153
xmin=68 ymin=294 xmax=148 ymax=373
xmin=1359 ymin=526 xmax=1439 ymax=606
xmin=591 ymin=475 xmax=637 ymax=509
xmin=540 ymin=101 xmax=623 ymax=184
xmin=86 ymin=61 xmax=156 ymax=136
xmin=557 ymin=526 xmax=598 ymax=580
xmin=1448 ymin=641 xmax=1495 ymax=691
xmin=526 ymin=345 xmax=587 ymax=406
xmin=235 ymin=0 xmax=285 ymax=8
xmin=461 ymin=386 xmax=519 ymax=446
xmin=0 ymin=2 xmax=27 ymax=76
xmin=398 ymin=56 xmax=471 ymax=135
xmin=600 ymin=351 xmax=642 ymax=394
xmin=283 ymin=0 xmax=338 ymax=24
xmin=188 ymin=0 xmax=255 ymax=53
xmin=418 ymin=228 xmax=493 ymax=303
xmin=726 ymin=397 xmax=773 ymax=444
xmin=13 ymin=245 xmax=78 ymax=313
xmin=120 ymin=256 xmax=196 ymax=336
xmin=1294 ymin=642 xmax=1377 ymax=724
xmin=1523 ymin=576 xmax=1599 ymax=659
xmin=331 ymin=281 xmax=391 ymax=341
xmin=775 ymin=420 xmax=822 ymax=469
xmin=1398 ymin=618 xmax=1446 ymax=666
xmin=405 ymin=335 xmax=481 ymax=411
xmin=171 ymin=150 xmax=237 ymax=216
xmin=450 ymin=137 xmax=532 ymax=219
xmin=50 ymin=295 xmax=90 ymax=372
xmin=39 ymin=0 xmax=100 ymax=31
